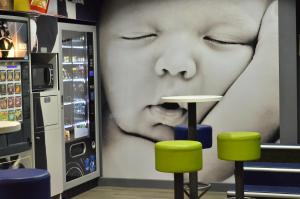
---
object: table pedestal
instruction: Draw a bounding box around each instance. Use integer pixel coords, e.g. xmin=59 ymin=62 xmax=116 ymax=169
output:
xmin=174 ymin=103 xmax=199 ymax=199
xmin=188 ymin=103 xmax=198 ymax=199
xmin=161 ymin=95 xmax=222 ymax=199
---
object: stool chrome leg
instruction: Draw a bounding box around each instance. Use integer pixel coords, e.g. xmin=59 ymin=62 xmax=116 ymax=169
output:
xmin=189 ymin=172 xmax=198 ymax=199
xmin=184 ymin=181 xmax=211 ymax=199
xmin=174 ymin=173 xmax=184 ymax=199
xmin=235 ymin=161 xmax=244 ymax=199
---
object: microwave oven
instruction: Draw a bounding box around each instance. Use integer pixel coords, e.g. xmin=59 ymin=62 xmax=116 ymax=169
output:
xmin=31 ymin=64 xmax=54 ymax=91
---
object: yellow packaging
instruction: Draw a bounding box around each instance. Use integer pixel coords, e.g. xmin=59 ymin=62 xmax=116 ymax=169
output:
xmin=14 ymin=0 xmax=30 ymax=11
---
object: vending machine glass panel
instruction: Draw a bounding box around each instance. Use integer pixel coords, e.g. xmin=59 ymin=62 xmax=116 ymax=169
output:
xmin=62 ymin=31 xmax=89 ymax=142
xmin=60 ymin=23 xmax=98 ymax=189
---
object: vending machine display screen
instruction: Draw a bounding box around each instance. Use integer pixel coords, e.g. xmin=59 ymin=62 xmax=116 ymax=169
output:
xmin=0 ymin=19 xmax=28 ymax=60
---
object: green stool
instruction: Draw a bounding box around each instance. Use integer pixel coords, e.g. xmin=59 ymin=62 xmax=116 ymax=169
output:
xmin=155 ymin=140 xmax=202 ymax=199
xmin=217 ymin=132 xmax=261 ymax=199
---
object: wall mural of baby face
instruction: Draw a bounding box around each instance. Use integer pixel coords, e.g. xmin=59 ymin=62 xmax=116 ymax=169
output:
xmin=100 ymin=0 xmax=271 ymax=141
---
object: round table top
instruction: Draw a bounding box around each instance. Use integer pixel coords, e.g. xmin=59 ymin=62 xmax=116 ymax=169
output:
xmin=0 ymin=121 xmax=21 ymax=135
xmin=161 ymin=95 xmax=222 ymax=103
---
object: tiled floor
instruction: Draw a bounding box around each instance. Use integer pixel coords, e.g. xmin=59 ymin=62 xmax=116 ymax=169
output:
xmin=73 ymin=186 xmax=226 ymax=199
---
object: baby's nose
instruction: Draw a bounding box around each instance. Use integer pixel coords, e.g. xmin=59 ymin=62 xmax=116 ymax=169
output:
xmin=155 ymin=53 xmax=196 ymax=79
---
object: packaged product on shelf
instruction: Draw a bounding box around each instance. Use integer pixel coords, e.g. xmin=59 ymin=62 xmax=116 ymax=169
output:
xmin=8 ymin=110 xmax=15 ymax=121
xmin=0 ymin=70 xmax=6 ymax=81
xmin=7 ymin=97 xmax=14 ymax=108
xmin=64 ymin=56 xmax=70 ymax=63
xmin=0 ymin=111 xmax=8 ymax=121
xmin=0 ymin=0 xmax=13 ymax=10
xmin=15 ymin=109 xmax=22 ymax=121
xmin=63 ymin=68 xmax=71 ymax=80
xmin=80 ymin=68 xmax=86 ymax=78
xmin=14 ymin=70 xmax=20 ymax=81
xmin=78 ymin=83 xmax=84 ymax=93
xmin=73 ymin=67 xmax=79 ymax=78
xmin=72 ymin=56 xmax=77 ymax=63
xmin=0 ymin=97 xmax=7 ymax=109
xmin=0 ymin=84 xmax=6 ymax=95
xmin=7 ymin=83 xmax=14 ymax=94
xmin=15 ymin=83 xmax=21 ymax=94
xmin=7 ymin=70 xmax=13 ymax=81
xmin=15 ymin=96 xmax=21 ymax=107
xmin=30 ymin=0 xmax=49 ymax=13
xmin=13 ymin=0 xmax=30 ymax=12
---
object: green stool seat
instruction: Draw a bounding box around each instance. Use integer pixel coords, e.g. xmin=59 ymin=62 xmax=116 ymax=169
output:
xmin=217 ymin=132 xmax=261 ymax=161
xmin=155 ymin=140 xmax=202 ymax=173
xmin=217 ymin=132 xmax=261 ymax=199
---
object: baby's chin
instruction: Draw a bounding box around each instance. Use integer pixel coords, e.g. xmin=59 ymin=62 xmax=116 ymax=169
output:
xmin=121 ymin=124 xmax=175 ymax=142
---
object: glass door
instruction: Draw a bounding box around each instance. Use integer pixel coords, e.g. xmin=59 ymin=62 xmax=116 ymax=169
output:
xmin=62 ymin=31 xmax=89 ymax=142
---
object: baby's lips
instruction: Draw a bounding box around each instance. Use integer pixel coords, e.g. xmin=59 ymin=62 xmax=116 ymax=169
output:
xmin=156 ymin=96 xmax=188 ymax=110
xmin=148 ymin=105 xmax=187 ymax=126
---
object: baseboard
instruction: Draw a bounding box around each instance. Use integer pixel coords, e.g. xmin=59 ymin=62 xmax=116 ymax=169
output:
xmin=98 ymin=178 xmax=173 ymax=189
xmin=98 ymin=178 xmax=234 ymax=192
xmin=62 ymin=178 xmax=98 ymax=199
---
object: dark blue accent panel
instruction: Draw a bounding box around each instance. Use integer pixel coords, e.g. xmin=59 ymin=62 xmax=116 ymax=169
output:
xmin=174 ymin=124 xmax=212 ymax=149
xmin=0 ymin=169 xmax=50 ymax=199
xmin=245 ymin=170 xmax=300 ymax=187
xmin=244 ymin=162 xmax=300 ymax=187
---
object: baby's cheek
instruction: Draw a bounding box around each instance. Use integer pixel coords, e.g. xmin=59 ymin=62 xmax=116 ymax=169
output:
xmin=210 ymin=46 xmax=254 ymax=92
xmin=235 ymin=45 xmax=254 ymax=65
xmin=230 ymin=46 xmax=254 ymax=74
xmin=214 ymin=45 xmax=253 ymax=72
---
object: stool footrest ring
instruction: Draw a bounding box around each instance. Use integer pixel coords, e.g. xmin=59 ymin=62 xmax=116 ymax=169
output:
xmin=183 ymin=182 xmax=211 ymax=199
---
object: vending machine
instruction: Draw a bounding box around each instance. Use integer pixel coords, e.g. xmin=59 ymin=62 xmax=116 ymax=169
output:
xmin=31 ymin=52 xmax=64 ymax=197
xmin=0 ymin=15 xmax=32 ymax=169
xmin=58 ymin=22 xmax=99 ymax=190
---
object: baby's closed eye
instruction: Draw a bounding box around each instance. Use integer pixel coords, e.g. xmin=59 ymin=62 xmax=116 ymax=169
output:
xmin=203 ymin=35 xmax=253 ymax=46
xmin=203 ymin=24 xmax=257 ymax=47
xmin=121 ymin=32 xmax=158 ymax=40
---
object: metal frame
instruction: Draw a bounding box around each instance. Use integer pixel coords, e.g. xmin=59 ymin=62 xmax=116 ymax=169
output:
xmin=279 ymin=0 xmax=298 ymax=144
xmin=0 ymin=14 xmax=32 ymax=158
xmin=58 ymin=22 xmax=100 ymax=191
xmin=228 ymin=144 xmax=300 ymax=198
